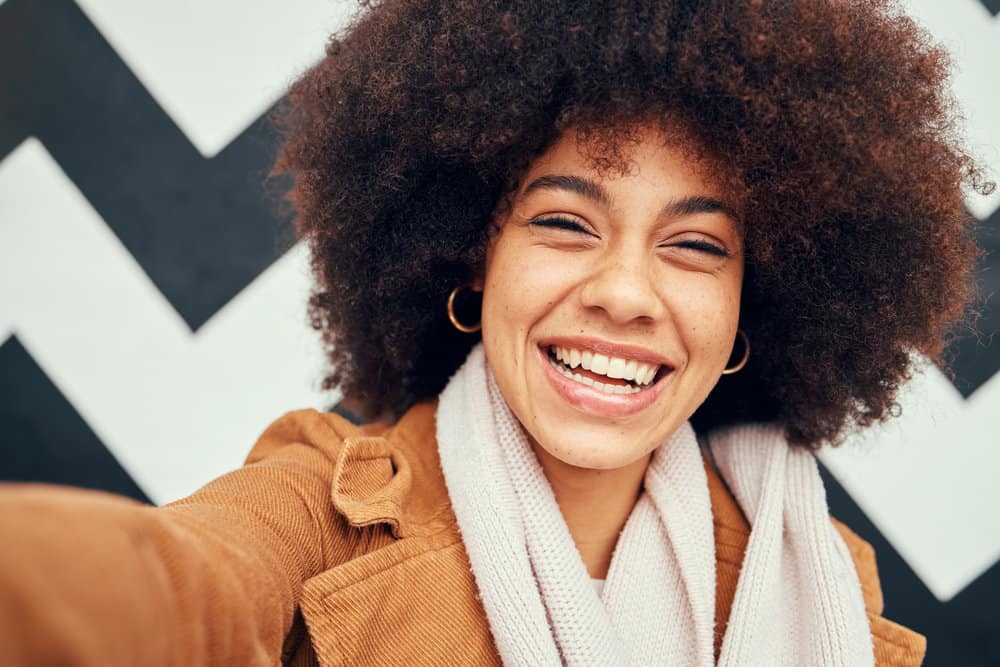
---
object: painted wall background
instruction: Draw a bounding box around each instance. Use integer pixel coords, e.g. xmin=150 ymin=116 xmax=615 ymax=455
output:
xmin=0 ymin=0 xmax=997 ymax=664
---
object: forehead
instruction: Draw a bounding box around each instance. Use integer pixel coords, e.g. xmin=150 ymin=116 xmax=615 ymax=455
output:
xmin=516 ymin=124 xmax=743 ymax=221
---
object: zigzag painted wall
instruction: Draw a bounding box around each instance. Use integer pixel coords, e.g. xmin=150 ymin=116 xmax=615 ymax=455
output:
xmin=0 ymin=1 xmax=997 ymax=664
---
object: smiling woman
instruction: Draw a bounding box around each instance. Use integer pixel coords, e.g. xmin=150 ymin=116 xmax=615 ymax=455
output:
xmin=0 ymin=0 xmax=991 ymax=665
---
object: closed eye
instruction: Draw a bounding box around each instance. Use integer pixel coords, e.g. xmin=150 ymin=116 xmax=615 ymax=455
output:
xmin=673 ymin=239 xmax=730 ymax=257
xmin=530 ymin=217 xmax=594 ymax=235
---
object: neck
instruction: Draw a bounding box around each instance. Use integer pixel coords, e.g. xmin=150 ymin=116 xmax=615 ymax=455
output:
xmin=531 ymin=441 xmax=651 ymax=579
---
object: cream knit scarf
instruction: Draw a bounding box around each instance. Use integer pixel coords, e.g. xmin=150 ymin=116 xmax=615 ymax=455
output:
xmin=436 ymin=345 xmax=874 ymax=666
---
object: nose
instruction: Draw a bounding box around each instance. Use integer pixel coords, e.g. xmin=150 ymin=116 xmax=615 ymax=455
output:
xmin=578 ymin=245 xmax=665 ymax=324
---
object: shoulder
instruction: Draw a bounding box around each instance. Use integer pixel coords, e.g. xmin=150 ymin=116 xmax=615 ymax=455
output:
xmin=240 ymin=401 xmax=445 ymax=537
xmin=243 ymin=407 xmax=395 ymax=466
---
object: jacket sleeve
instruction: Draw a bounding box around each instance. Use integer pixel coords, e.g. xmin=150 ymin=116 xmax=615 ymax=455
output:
xmin=0 ymin=409 xmax=359 ymax=667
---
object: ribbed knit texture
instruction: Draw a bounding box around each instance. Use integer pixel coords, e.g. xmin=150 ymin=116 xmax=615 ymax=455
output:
xmin=437 ymin=344 xmax=875 ymax=667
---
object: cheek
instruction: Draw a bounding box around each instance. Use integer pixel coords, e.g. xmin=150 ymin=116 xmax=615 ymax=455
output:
xmin=482 ymin=244 xmax=545 ymax=355
xmin=667 ymin=277 xmax=741 ymax=354
xmin=485 ymin=247 xmax=580 ymax=326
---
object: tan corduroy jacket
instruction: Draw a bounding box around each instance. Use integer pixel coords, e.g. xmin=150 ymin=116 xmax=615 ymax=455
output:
xmin=0 ymin=401 xmax=926 ymax=666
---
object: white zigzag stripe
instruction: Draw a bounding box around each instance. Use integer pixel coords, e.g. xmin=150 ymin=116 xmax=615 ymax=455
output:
xmin=0 ymin=137 xmax=331 ymax=504
xmin=903 ymin=0 xmax=1000 ymax=220
xmin=74 ymin=0 xmax=356 ymax=158
xmin=821 ymin=364 xmax=1000 ymax=601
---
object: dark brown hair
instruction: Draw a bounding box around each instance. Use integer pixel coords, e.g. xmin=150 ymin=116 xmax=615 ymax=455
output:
xmin=273 ymin=0 xmax=991 ymax=447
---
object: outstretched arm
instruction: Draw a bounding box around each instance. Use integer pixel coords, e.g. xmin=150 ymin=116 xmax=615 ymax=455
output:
xmin=0 ymin=410 xmax=357 ymax=666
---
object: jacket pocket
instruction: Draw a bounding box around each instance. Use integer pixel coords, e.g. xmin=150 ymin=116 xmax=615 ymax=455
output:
xmin=299 ymin=530 xmax=500 ymax=667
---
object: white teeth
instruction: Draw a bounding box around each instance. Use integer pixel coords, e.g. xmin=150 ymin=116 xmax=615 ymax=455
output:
xmin=547 ymin=345 xmax=664 ymax=388
xmin=606 ymin=357 xmax=627 ymax=379
xmin=549 ymin=356 xmax=641 ymax=394
xmin=590 ymin=353 xmax=610 ymax=375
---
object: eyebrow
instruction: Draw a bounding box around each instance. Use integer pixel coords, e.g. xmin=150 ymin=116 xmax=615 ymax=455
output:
xmin=521 ymin=174 xmax=741 ymax=227
xmin=523 ymin=174 xmax=612 ymax=208
xmin=662 ymin=195 xmax=741 ymax=228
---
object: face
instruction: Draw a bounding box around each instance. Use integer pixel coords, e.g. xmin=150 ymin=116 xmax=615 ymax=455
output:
xmin=481 ymin=124 xmax=744 ymax=470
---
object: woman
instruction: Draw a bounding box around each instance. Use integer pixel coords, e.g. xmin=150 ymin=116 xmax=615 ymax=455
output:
xmin=0 ymin=0 xmax=989 ymax=665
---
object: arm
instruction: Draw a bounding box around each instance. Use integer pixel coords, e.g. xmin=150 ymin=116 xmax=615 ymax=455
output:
xmin=0 ymin=410 xmax=356 ymax=666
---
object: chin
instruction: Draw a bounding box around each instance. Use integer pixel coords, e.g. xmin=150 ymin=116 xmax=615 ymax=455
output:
xmin=532 ymin=424 xmax=652 ymax=470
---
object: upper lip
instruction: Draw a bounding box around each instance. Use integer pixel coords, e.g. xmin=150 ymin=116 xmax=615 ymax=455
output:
xmin=538 ymin=336 xmax=675 ymax=369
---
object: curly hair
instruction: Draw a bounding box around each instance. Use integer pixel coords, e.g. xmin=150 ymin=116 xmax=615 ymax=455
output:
xmin=272 ymin=0 xmax=990 ymax=447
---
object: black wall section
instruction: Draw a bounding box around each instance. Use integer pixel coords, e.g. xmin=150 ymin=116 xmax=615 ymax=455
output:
xmin=982 ymin=0 xmax=1000 ymax=17
xmin=0 ymin=337 xmax=151 ymax=503
xmin=823 ymin=466 xmax=1000 ymax=667
xmin=0 ymin=0 xmax=295 ymax=332
xmin=945 ymin=208 xmax=1000 ymax=396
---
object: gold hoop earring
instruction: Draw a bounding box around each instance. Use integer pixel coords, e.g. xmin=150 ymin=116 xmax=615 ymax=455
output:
xmin=722 ymin=329 xmax=750 ymax=375
xmin=447 ymin=285 xmax=482 ymax=333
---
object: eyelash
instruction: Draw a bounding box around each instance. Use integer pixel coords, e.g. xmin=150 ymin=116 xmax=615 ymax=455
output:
xmin=531 ymin=217 xmax=730 ymax=258
xmin=532 ymin=217 xmax=591 ymax=234
xmin=677 ymin=239 xmax=730 ymax=258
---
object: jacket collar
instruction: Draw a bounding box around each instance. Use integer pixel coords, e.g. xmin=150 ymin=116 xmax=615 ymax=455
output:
xmin=330 ymin=401 xmax=455 ymax=539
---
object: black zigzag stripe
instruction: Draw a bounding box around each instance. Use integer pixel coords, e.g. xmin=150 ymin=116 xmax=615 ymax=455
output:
xmin=977 ymin=4 xmax=1000 ymax=415
xmin=0 ymin=337 xmax=151 ymax=503
xmin=822 ymin=466 xmax=1000 ymax=667
xmin=0 ymin=0 xmax=295 ymax=331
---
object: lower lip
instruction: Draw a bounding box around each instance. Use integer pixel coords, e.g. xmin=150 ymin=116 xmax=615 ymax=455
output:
xmin=537 ymin=346 xmax=671 ymax=418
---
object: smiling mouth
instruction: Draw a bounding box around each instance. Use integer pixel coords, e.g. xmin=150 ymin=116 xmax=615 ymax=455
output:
xmin=544 ymin=345 xmax=668 ymax=395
